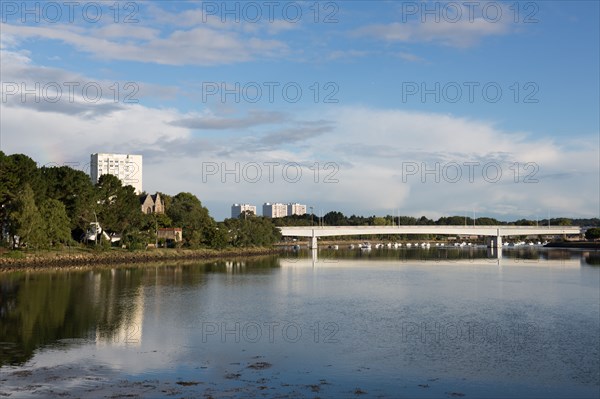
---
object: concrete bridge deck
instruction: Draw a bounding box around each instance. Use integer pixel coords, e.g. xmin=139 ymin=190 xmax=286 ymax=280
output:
xmin=278 ymin=225 xmax=582 ymax=248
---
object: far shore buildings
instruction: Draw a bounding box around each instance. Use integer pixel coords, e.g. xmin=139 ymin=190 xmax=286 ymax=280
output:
xmin=262 ymin=203 xmax=307 ymax=218
xmin=287 ymin=203 xmax=307 ymax=216
xmin=90 ymin=153 xmax=143 ymax=194
xmin=263 ymin=203 xmax=288 ymax=218
xmin=157 ymin=228 xmax=183 ymax=244
xmin=231 ymin=204 xmax=257 ymax=218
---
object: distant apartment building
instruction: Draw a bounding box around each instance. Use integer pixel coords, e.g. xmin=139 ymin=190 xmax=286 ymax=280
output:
xmin=262 ymin=203 xmax=288 ymax=218
xmin=231 ymin=203 xmax=257 ymax=218
xmin=90 ymin=153 xmax=143 ymax=194
xmin=287 ymin=203 xmax=307 ymax=216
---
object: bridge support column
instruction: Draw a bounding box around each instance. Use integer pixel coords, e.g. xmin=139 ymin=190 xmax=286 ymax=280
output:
xmin=309 ymin=232 xmax=318 ymax=249
xmin=488 ymin=245 xmax=502 ymax=260
xmin=487 ymin=231 xmax=502 ymax=248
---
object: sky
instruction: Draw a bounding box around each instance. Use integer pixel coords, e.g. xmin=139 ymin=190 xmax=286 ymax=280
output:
xmin=1 ymin=0 xmax=599 ymax=221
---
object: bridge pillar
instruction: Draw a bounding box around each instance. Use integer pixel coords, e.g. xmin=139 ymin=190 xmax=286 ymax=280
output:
xmin=487 ymin=231 xmax=502 ymax=248
xmin=488 ymin=246 xmax=503 ymax=260
xmin=309 ymin=232 xmax=318 ymax=249
xmin=495 ymin=234 xmax=502 ymax=248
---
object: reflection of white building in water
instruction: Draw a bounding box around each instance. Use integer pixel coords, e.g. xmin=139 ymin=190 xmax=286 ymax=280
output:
xmin=94 ymin=270 xmax=144 ymax=347
xmin=115 ymin=286 xmax=144 ymax=346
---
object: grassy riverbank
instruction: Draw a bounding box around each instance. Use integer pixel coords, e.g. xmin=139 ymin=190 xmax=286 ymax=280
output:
xmin=0 ymin=246 xmax=279 ymax=272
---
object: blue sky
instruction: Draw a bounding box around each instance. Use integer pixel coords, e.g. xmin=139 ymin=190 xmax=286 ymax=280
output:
xmin=1 ymin=1 xmax=598 ymax=220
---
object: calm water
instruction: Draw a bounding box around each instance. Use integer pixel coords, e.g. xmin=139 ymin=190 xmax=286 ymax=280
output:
xmin=1 ymin=248 xmax=599 ymax=398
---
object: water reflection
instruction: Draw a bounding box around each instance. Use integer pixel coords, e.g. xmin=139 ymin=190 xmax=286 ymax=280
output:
xmin=0 ymin=258 xmax=282 ymax=366
xmin=0 ymin=269 xmax=141 ymax=366
xmin=0 ymin=250 xmax=598 ymax=398
xmin=1 ymin=249 xmax=594 ymax=366
xmin=282 ymin=246 xmax=597 ymax=266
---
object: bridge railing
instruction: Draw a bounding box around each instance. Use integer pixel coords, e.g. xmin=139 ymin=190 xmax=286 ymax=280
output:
xmin=278 ymin=225 xmax=582 ymax=237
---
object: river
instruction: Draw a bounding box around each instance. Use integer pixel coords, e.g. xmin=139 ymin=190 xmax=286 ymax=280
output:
xmin=1 ymin=247 xmax=598 ymax=398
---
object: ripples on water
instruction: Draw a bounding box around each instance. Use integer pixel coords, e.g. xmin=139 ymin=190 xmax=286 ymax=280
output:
xmin=0 ymin=248 xmax=598 ymax=398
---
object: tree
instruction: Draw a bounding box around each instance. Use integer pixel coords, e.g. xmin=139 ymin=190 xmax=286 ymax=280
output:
xmin=223 ymin=216 xmax=281 ymax=247
xmin=239 ymin=210 xmax=256 ymax=219
xmin=1 ymin=153 xmax=44 ymax=232
xmin=398 ymin=216 xmax=417 ymax=225
xmin=556 ymin=218 xmax=572 ymax=226
xmin=585 ymin=228 xmax=600 ymax=241
xmin=0 ymin=152 xmax=17 ymax=209
xmin=436 ymin=216 xmax=466 ymax=225
xmin=4 ymin=154 xmax=43 ymax=201
xmin=514 ymin=219 xmax=536 ymax=226
xmin=40 ymin=166 xmax=95 ymax=231
xmin=39 ymin=199 xmax=71 ymax=247
xmin=167 ymin=192 xmax=216 ymax=248
xmin=207 ymin=225 xmax=229 ymax=249
xmin=372 ymin=217 xmax=387 ymax=226
xmin=8 ymin=184 xmax=45 ymax=249
xmin=324 ymin=211 xmax=347 ymax=226
xmin=96 ymin=174 xmax=143 ymax=238
xmin=476 ymin=217 xmax=500 ymax=225
xmin=417 ymin=216 xmax=434 ymax=225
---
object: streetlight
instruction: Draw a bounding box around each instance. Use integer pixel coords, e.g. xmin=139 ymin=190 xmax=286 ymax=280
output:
xmin=310 ymin=206 xmax=314 ymax=226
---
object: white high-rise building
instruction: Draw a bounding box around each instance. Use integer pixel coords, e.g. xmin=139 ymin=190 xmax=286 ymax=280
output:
xmin=231 ymin=203 xmax=257 ymax=218
xmin=262 ymin=203 xmax=288 ymax=218
xmin=287 ymin=203 xmax=307 ymax=216
xmin=90 ymin=153 xmax=143 ymax=194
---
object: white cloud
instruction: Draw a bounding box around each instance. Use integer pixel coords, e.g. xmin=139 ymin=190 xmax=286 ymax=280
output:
xmin=3 ymin=92 xmax=597 ymax=220
xmin=354 ymin=3 xmax=512 ymax=48
xmin=1 ymin=22 xmax=288 ymax=66
xmin=169 ymin=110 xmax=288 ymax=130
xmin=1 ymin=35 xmax=597 ymax=220
xmin=328 ymin=49 xmax=370 ymax=61
xmin=396 ymin=52 xmax=427 ymax=63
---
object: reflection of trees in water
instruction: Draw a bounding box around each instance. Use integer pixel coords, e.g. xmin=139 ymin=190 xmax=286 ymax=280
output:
xmin=1 ymin=273 xmax=97 ymax=366
xmin=0 ymin=269 xmax=143 ymax=366
xmin=0 ymin=258 xmax=281 ymax=367
xmin=583 ymin=252 xmax=600 ymax=266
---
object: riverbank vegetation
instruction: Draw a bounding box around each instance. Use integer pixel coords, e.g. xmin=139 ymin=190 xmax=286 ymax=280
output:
xmin=0 ymin=152 xmax=281 ymax=254
xmin=1 ymin=152 xmax=597 ymax=258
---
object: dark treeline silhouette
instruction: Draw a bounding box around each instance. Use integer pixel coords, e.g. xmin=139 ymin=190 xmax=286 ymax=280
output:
xmin=271 ymin=211 xmax=598 ymax=228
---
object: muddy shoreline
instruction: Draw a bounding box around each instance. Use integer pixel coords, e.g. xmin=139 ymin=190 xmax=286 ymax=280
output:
xmin=0 ymin=247 xmax=279 ymax=273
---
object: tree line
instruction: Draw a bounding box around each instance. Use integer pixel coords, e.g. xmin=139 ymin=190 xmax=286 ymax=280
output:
xmin=1 ymin=152 xmax=597 ymax=250
xmin=271 ymin=211 xmax=599 ymax=228
xmin=0 ymin=152 xmax=281 ymax=250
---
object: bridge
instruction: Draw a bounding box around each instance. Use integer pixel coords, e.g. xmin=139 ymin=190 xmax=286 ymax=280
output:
xmin=278 ymin=225 xmax=582 ymax=249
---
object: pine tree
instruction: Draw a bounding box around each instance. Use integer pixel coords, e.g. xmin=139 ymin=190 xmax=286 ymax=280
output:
xmin=9 ymin=184 xmax=46 ymax=249
xmin=40 ymin=199 xmax=71 ymax=246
